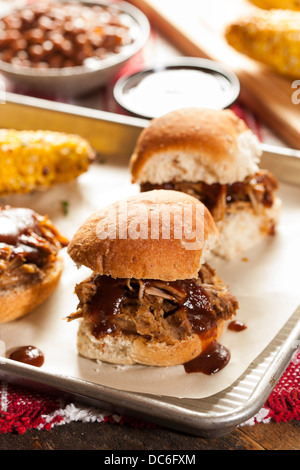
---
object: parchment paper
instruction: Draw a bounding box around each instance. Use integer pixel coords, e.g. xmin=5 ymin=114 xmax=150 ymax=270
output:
xmin=0 ymin=161 xmax=299 ymax=399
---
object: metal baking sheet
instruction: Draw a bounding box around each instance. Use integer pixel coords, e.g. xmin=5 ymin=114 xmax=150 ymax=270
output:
xmin=0 ymin=93 xmax=299 ymax=438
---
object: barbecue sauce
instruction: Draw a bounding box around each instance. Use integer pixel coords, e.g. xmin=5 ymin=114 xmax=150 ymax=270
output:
xmin=144 ymin=278 xmax=216 ymax=333
xmin=228 ymin=320 xmax=247 ymax=332
xmin=87 ymin=276 xmax=231 ymax=375
xmin=175 ymin=279 xmax=217 ymax=333
xmin=88 ymin=276 xmax=127 ymax=337
xmin=149 ymin=279 xmax=229 ymax=375
xmin=141 ymin=170 xmax=277 ymax=215
xmin=88 ymin=277 xmax=216 ymax=338
xmin=0 ymin=206 xmax=45 ymax=265
xmin=8 ymin=345 xmax=44 ymax=367
xmin=184 ymin=341 xmax=230 ymax=375
xmin=0 ymin=207 xmax=40 ymax=245
xmin=140 ymin=182 xmax=224 ymax=214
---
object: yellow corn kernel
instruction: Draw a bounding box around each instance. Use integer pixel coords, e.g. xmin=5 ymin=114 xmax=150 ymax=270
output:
xmin=225 ymin=9 xmax=300 ymax=78
xmin=0 ymin=129 xmax=95 ymax=195
xmin=249 ymin=0 xmax=300 ymax=11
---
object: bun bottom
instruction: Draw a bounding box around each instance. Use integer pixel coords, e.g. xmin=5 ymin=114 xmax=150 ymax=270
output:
xmin=77 ymin=319 xmax=225 ymax=367
xmin=0 ymin=255 xmax=64 ymax=323
xmin=212 ymin=198 xmax=281 ymax=261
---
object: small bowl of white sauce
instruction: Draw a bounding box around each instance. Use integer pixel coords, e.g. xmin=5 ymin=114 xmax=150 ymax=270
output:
xmin=113 ymin=57 xmax=240 ymax=119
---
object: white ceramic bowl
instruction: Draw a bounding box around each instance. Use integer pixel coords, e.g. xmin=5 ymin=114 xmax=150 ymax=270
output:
xmin=0 ymin=1 xmax=150 ymax=97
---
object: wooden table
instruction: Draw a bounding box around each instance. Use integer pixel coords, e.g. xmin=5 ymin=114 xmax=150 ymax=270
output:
xmin=0 ymin=419 xmax=299 ymax=450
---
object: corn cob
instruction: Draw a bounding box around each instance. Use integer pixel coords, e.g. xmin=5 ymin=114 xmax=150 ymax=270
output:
xmin=225 ymin=9 xmax=300 ymax=78
xmin=249 ymin=0 xmax=300 ymax=10
xmin=0 ymin=129 xmax=95 ymax=195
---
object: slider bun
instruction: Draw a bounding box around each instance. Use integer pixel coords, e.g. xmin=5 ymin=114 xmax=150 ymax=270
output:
xmin=130 ymin=108 xmax=261 ymax=185
xmin=0 ymin=255 xmax=63 ymax=323
xmin=77 ymin=318 xmax=225 ymax=366
xmin=67 ymin=190 xmax=218 ymax=281
xmin=213 ymin=198 xmax=281 ymax=260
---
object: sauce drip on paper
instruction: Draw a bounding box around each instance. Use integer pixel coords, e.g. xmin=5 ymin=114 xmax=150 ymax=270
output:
xmin=184 ymin=341 xmax=231 ymax=375
xmin=228 ymin=320 xmax=247 ymax=332
xmin=9 ymin=345 xmax=45 ymax=367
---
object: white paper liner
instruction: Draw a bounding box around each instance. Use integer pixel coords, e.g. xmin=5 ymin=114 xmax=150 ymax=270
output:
xmin=0 ymin=163 xmax=299 ymax=399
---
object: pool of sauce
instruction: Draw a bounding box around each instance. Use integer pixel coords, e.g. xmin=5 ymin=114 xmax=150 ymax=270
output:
xmin=8 ymin=345 xmax=44 ymax=367
xmin=184 ymin=341 xmax=231 ymax=375
xmin=228 ymin=320 xmax=247 ymax=332
xmin=0 ymin=206 xmax=43 ymax=265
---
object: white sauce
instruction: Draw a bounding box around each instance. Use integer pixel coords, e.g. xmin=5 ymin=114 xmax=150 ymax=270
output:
xmin=121 ymin=69 xmax=230 ymax=117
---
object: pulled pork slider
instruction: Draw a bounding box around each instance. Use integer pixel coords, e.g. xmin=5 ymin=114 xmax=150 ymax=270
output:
xmin=0 ymin=206 xmax=68 ymax=323
xmin=67 ymin=190 xmax=238 ymax=367
xmin=130 ymin=108 xmax=281 ymax=260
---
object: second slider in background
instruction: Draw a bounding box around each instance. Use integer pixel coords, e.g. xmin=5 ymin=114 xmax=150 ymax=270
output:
xmin=129 ymin=108 xmax=281 ymax=261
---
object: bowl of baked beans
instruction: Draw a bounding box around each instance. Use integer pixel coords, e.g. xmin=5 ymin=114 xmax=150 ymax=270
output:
xmin=0 ymin=1 xmax=150 ymax=96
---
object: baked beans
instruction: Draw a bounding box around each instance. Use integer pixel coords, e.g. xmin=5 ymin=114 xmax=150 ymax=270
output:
xmin=0 ymin=2 xmax=135 ymax=68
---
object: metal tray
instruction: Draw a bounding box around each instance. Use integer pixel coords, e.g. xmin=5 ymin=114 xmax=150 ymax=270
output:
xmin=0 ymin=93 xmax=299 ymax=438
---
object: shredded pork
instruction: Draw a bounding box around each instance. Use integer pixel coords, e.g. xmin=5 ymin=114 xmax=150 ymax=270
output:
xmin=140 ymin=170 xmax=278 ymax=222
xmin=68 ymin=264 xmax=238 ymax=345
xmin=0 ymin=207 xmax=68 ymax=289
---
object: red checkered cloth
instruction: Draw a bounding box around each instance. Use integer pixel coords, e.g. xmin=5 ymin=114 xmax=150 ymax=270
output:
xmin=0 ymin=347 xmax=299 ymax=434
xmin=0 ymin=3 xmax=299 ymax=434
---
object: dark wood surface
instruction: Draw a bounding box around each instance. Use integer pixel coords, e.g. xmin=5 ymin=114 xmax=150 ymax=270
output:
xmin=0 ymin=419 xmax=299 ymax=450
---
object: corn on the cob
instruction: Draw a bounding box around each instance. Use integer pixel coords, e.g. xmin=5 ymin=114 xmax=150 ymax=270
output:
xmin=0 ymin=129 xmax=95 ymax=195
xmin=249 ymin=0 xmax=300 ymax=11
xmin=225 ymin=9 xmax=300 ymax=78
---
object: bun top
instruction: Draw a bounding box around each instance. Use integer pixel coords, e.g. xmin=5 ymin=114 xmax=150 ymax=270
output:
xmin=68 ymin=190 xmax=218 ymax=281
xmin=130 ymin=108 xmax=261 ymax=185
